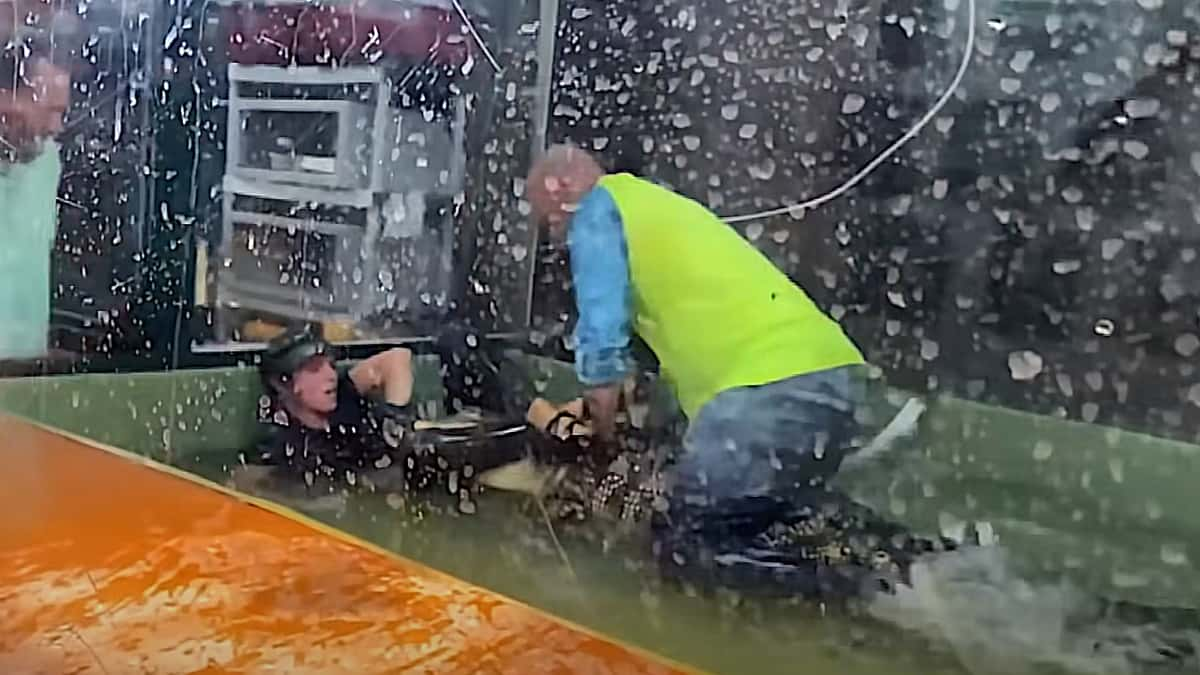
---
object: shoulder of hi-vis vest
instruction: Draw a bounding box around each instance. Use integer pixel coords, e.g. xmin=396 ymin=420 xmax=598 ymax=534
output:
xmin=596 ymin=173 xmax=864 ymax=419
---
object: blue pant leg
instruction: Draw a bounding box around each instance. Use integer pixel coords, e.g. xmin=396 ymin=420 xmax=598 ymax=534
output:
xmin=654 ymin=367 xmax=867 ymax=598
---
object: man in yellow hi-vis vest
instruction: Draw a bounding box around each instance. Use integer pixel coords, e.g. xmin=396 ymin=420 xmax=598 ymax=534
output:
xmin=527 ymin=145 xmax=873 ymax=596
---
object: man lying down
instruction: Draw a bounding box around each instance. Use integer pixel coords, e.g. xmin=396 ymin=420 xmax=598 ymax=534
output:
xmin=228 ymin=327 xmax=531 ymax=511
xmin=228 ymin=326 xmax=670 ymax=520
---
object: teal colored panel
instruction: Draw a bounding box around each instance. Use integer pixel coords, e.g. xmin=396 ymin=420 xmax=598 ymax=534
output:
xmin=0 ymin=143 xmax=61 ymax=359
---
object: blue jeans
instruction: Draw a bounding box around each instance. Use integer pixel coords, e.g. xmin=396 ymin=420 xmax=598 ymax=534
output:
xmin=671 ymin=366 xmax=862 ymax=505
xmin=653 ymin=366 xmax=911 ymax=599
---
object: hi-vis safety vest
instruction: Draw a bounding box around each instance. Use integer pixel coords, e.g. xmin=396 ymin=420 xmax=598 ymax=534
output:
xmin=597 ymin=173 xmax=865 ymax=419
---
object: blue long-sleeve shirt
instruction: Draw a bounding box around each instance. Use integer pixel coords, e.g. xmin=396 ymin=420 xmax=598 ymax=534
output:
xmin=567 ymin=185 xmax=634 ymax=386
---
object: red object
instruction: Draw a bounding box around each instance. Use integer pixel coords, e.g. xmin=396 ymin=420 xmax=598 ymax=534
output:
xmin=223 ymin=1 xmax=472 ymax=68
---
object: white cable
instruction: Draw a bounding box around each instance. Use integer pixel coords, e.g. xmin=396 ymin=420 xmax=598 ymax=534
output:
xmin=449 ymin=0 xmax=503 ymax=73
xmin=722 ymin=0 xmax=977 ymax=224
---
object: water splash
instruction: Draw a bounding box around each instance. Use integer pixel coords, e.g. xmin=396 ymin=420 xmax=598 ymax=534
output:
xmin=867 ymin=547 xmax=1199 ymax=674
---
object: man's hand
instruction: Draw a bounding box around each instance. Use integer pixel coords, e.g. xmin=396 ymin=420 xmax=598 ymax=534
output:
xmin=583 ymin=383 xmax=622 ymax=442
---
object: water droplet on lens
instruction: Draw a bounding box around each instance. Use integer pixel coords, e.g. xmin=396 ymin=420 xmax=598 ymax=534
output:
xmin=1008 ymin=350 xmax=1044 ymax=381
xmin=748 ymin=158 xmax=776 ymax=180
xmin=1052 ymin=259 xmax=1082 ymax=274
xmin=920 ymin=339 xmax=940 ymax=361
xmin=1174 ymin=333 xmax=1200 ymax=357
xmin=1061 ymin=186 xmax=1084 ymax=203
xmin=1009 ymin=49 xmax=1034 ymax=73
xmin=1123 ymin=98 xmax=1160 ymax=119
xmin=1161 ymin=543 xmax=1188 ymax=566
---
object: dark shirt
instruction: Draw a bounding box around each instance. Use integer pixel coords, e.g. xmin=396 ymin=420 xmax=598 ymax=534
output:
xmin=252 ymin=370 xmax=397 ymax=483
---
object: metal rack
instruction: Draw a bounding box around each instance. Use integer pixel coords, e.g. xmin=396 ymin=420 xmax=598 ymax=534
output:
xmin=215 ymin=64 xmax=465 ymax=337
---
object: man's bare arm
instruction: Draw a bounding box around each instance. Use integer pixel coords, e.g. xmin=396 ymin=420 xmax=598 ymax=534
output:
xmin=349 ymin=348 xmax=414 ymax=407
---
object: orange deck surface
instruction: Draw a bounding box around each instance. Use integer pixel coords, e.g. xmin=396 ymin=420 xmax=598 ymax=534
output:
xmin=0 ymin=417 xmax=685 ymax=674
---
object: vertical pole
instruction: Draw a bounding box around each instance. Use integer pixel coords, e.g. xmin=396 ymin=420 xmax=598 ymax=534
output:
xmin=524 ymin=0 xmax=558 ymax=327
xmin=530 ymin=0 xmax=558 ymax=159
